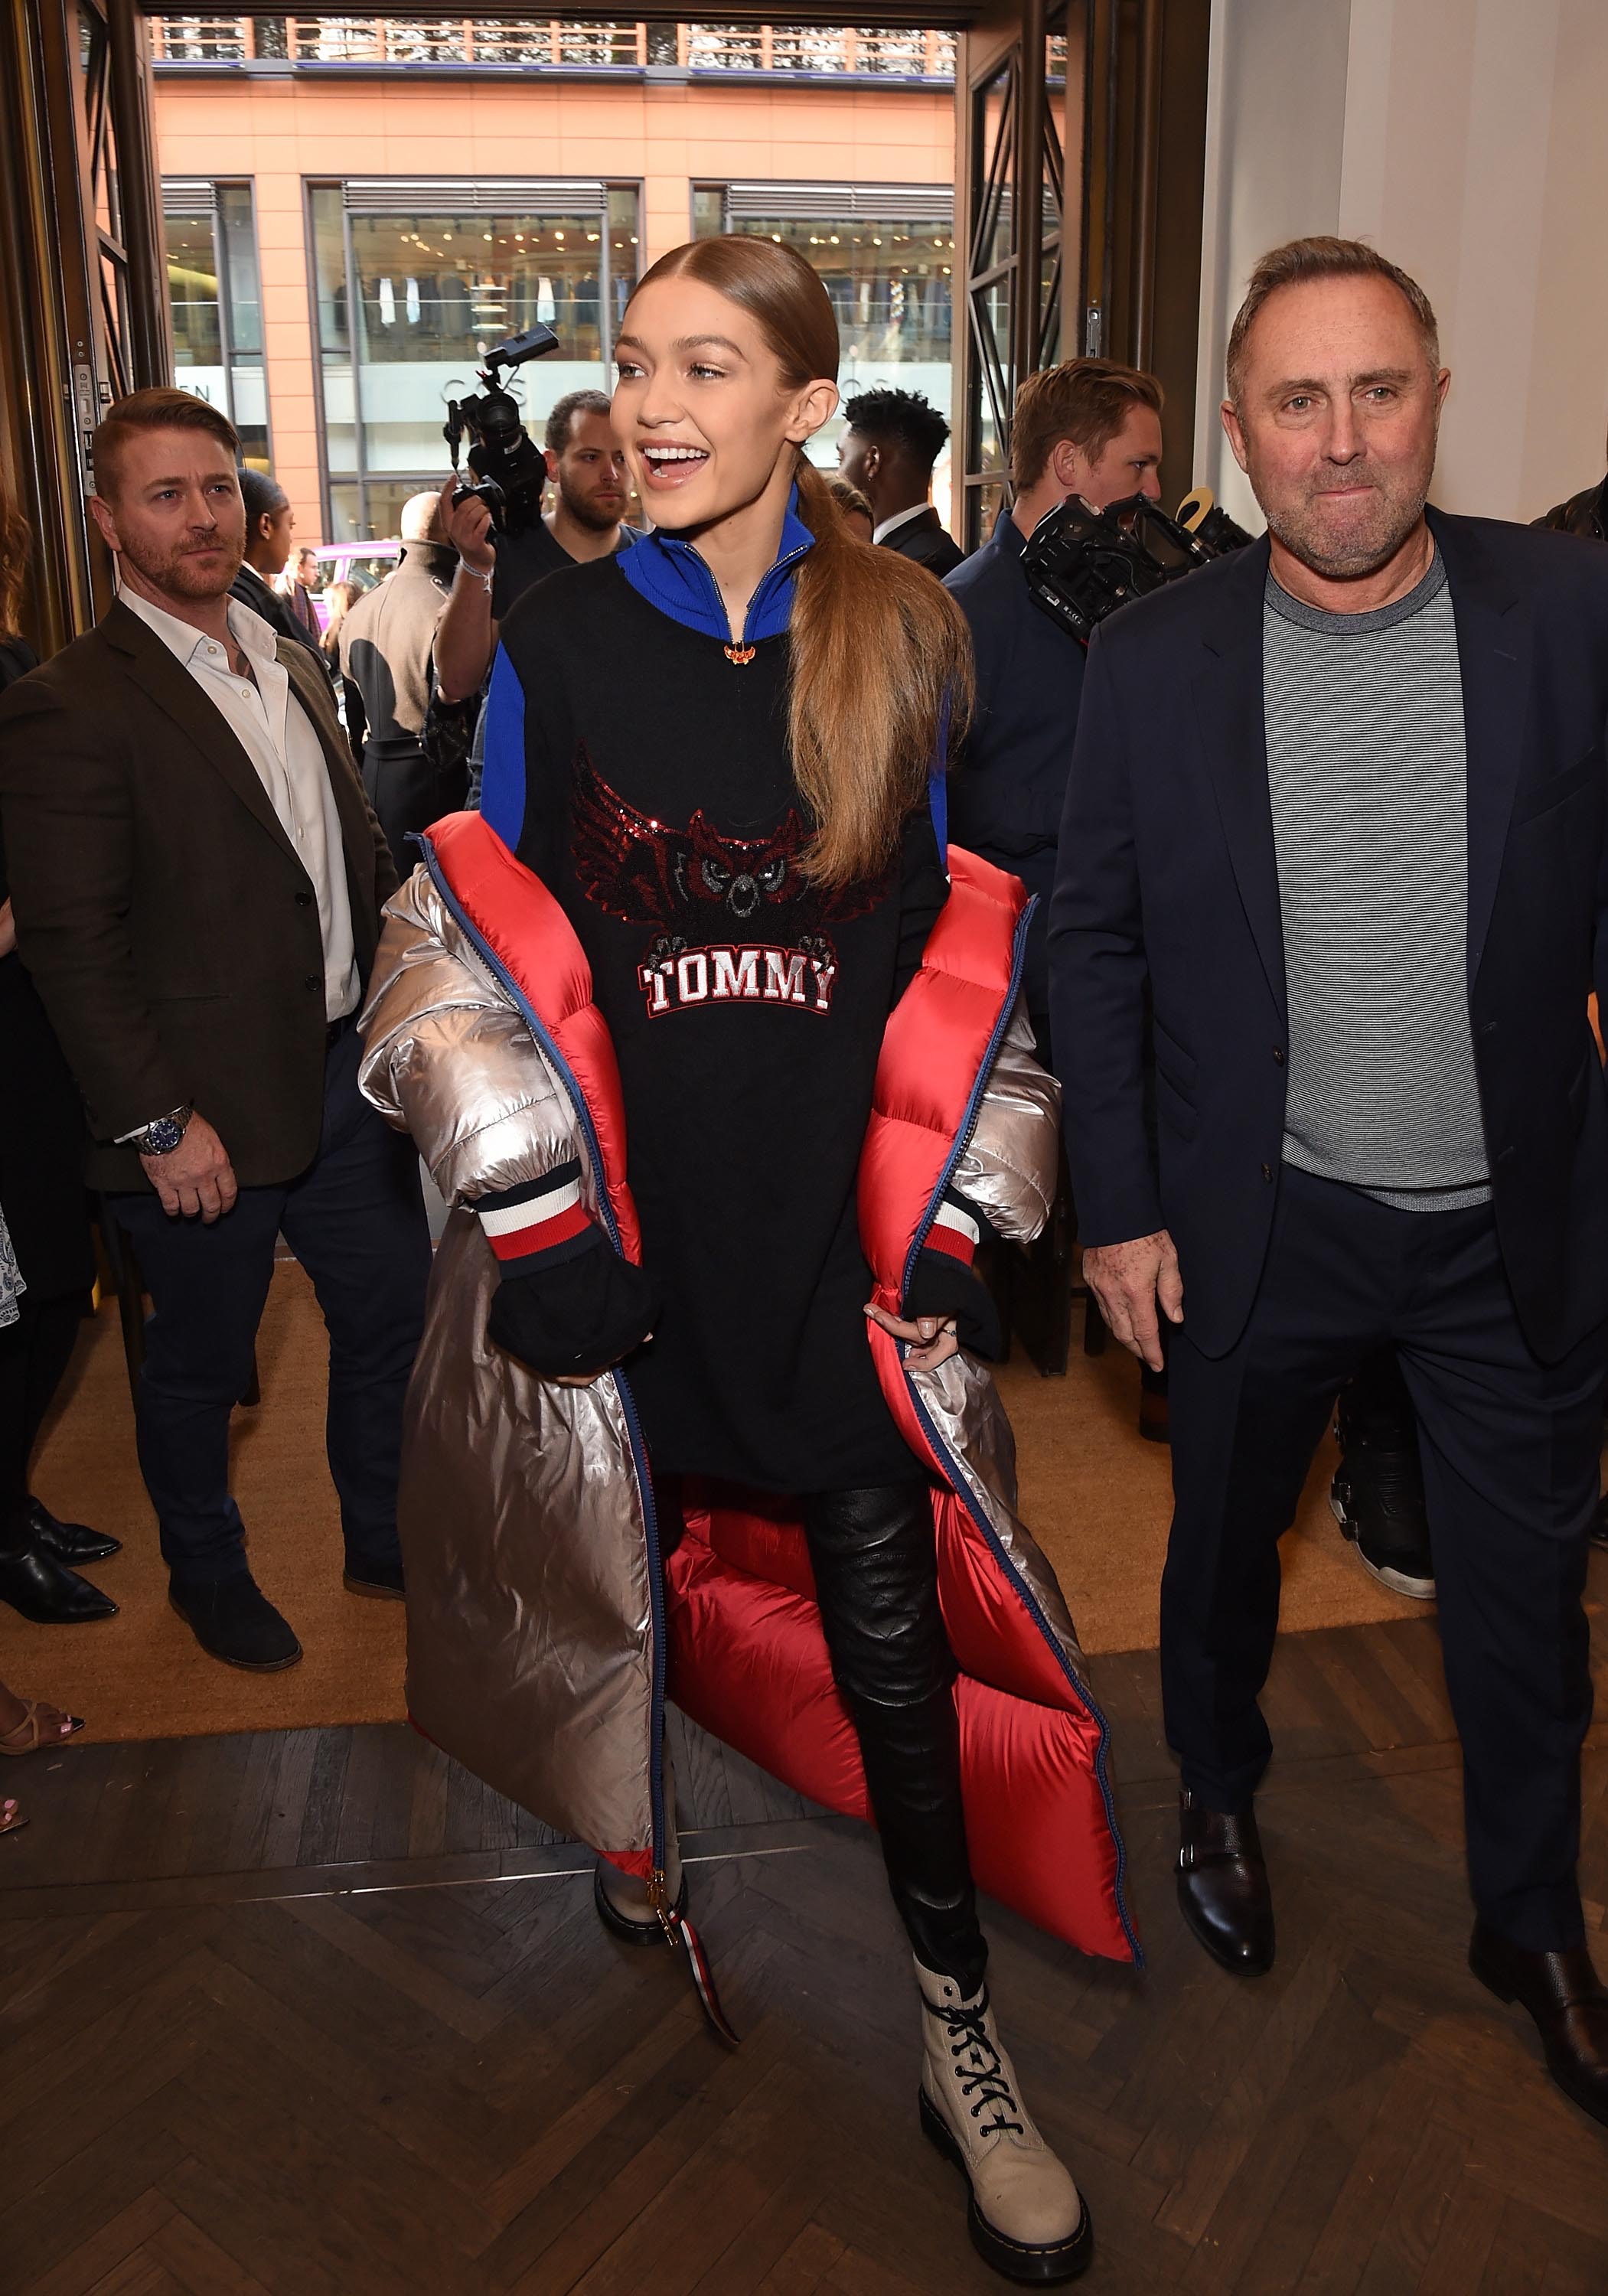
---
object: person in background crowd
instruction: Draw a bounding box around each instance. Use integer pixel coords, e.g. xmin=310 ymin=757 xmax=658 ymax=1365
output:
xmin=231 ymin=471 xmax=329 ymax=678
xmin=433 ymin=387 xmax=635 ymax=709
xmin=0 ymin=468 xmax=122 ymax=1629
xmin=319 ymin=578 xmax=360 ymax=665
xmin=1330 ymin=435 xmax=1608 ymax=1602
xmin=827 ymin=473 xmax=875 ymax=543
xmin=335 ymin=491 xmax=460 ymax=859
xmin=945 ymin=357 xmax=1163 ymax=1060
xmin=1538 ymin=441 xmax=1606 ymax=541
xmin=0 ymin=1172 xmax=86 ymax=1837
xmin=0 ymin=388 xmax=431 ymax=1674
xmin=837 ymin=386 xmax=963 ymax=576
xmin=1534 ymin=434 xmax=1608 ymax=1551
xmin=0 ymin=1199 xmax=90 ymax=1835
xmin=284 ymin=544 xmax=321 ymax=640
xmin=1053 ymin=235 xmax=1608 ymax=2129
xmin=944 ymin=358 xmax=1164 ymax=1427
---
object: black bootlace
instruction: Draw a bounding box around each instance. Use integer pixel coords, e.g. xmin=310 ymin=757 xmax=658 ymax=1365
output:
xmin=939 ymin=1994 xmax=1025 ymax=2137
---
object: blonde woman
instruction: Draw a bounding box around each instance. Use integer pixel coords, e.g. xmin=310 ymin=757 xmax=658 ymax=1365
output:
xmin=361 ymin=239 xmax=1133 ymax=2283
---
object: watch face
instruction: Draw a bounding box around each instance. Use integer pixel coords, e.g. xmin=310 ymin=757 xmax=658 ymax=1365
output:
xmin=143 ymin=1117 xmax=184 ymax=1155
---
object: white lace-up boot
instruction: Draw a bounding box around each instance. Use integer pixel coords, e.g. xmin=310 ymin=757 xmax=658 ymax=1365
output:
xmin=916 ymin=1958 xmax=1092 ymax=2284
xmin=594 ymin=1741 xmax=684 ymax=1941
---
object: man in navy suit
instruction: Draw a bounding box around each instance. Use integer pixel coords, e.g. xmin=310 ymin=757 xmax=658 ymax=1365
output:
xmin=1051 ymin=236 xmax=1608 ymax=2128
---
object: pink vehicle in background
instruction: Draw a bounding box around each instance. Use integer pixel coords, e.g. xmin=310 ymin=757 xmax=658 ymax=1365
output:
xmin=305 ymin=540 xmax=403 ymax=633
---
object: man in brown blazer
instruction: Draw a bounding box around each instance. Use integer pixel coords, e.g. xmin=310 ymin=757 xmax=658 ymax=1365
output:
xmin=0 ymin=389 xmax=431 ymax=1671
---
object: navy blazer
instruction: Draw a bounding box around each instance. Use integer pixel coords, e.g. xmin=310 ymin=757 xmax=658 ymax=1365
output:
xmin=945 ymin=511 xmax=1086 ymax=872
xmin=1049 ymin=507 xmax=1608 ymax=1362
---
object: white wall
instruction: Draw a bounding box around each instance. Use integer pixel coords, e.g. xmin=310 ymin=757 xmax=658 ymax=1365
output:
xmin=1194 ymin=0 xmax=1608 ymax=530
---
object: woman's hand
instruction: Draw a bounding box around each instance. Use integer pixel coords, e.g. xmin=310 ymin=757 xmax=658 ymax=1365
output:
xmin=0 ymin=900 xmax=15 ymax=960
xmin=864 ymin=1300 xmax=960 ymax=1373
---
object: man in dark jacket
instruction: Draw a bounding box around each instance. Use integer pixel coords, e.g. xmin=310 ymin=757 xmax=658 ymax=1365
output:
xmin=0 ymin=389 xmax=431 ymax=1673
xmin=230 ymin=468 xmax=330 ymax=679
xmin=944 ymin=357 xmax=1163 ymax=1054
xmin=1538 ymin=469 xmax=1607 ymax=540
xmin=1052 ymin=236 xmax=1608 ymax=2128
xmin=837 ymin=386 xmax=964 ymax=576
xmin=336 ymin=490 xmax=459 ymax=859
xmin=1534 ymin=448 xmax=1608 ymax=1554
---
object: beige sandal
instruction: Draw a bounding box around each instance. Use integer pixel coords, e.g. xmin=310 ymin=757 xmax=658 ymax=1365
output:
xmin=0 ymin=1701 xmax=84 ymax=1756
xmin=1 ymin=1795 xmax=25 ymax=1837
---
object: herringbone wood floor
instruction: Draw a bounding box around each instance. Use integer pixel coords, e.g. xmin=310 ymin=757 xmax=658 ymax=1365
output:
xmin=4 ymin=1608 xmax=1608 ymax=2294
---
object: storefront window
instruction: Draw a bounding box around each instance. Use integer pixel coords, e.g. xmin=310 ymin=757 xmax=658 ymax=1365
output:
xmin=162 ymin=179 xmax=270 ymax=468
xmin=721 ymin=195 xmax=954 ymax=518
xmin=308 ymin=181 xmax=640 ymax=540
xmin=728 ymin=212 xmax=952 ymax=372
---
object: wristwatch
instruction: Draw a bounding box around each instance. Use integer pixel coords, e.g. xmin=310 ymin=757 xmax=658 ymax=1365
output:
xmin=129 ymin=1104 xmax=194 ymax=1156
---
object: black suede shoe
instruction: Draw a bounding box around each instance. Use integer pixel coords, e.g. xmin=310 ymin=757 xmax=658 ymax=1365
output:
xmin=1469 ymin=1920 xmax=1608 ymax=2130
xmin=26 ymin=1496 xmax=122 ymax=1567
xmin=0 ymin=1542 xmax=118 ymax=1623
xmin=1177 ymin=1789 xmax=1275 ymax=1976
xmin=168 ymin=1574 xmax=302 ymax=1671
xmin=343 ymin=1560 xmax=406 ymax=1600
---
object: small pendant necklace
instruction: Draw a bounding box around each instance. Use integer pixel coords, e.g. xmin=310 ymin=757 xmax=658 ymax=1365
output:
xmin=722 ymin=641 xmax=756 ymax=667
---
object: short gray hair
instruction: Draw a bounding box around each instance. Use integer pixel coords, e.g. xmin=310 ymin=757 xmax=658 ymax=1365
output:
xmin=1225 ymin=236 xmax=1439 ymax=408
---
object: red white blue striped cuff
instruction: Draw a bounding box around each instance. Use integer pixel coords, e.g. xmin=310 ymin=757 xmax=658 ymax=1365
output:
xmin=924 ymin=1190 xmax=982 ymax=1266
xmin=477 ymin=1163 xmax=593 ymax=1267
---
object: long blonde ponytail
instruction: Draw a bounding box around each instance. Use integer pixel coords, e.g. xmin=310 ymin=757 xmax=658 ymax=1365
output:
xmin=788 ymin=455 xmax=973 ymax=886
xmin=630 ymin=238 xmax=974 ymax=889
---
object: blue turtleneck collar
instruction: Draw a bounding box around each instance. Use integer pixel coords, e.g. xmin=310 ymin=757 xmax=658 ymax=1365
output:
xmin=619 ymin=484 xmax=816 ymax=645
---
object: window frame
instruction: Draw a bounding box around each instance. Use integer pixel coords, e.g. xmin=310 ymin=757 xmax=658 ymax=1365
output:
xmin=161 ymin=175 xmax=272 ymax=468
xmin=304 ymin=175 xmax=644 ymax=541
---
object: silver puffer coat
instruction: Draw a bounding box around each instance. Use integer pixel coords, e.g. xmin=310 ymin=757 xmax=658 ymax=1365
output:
xmin=360 ymin=814 xmax=1136 ymax=1960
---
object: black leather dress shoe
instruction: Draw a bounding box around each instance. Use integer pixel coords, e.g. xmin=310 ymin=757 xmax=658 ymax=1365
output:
xmin=1177 ymin=1789 xmax=1275 ymax=1976
xmin=0 ymin=1542 xmax=118 ymax=1623
xmin=26 ymin=1496 xmax=122 ymax=1567
xmin=168 ymin=1574 xmax=302 ymax=1671
xmin=1469 ymin=1919 xmax=1608 ymax=2128
xmin=343 ymin=1560 xmax=406 ymax=1600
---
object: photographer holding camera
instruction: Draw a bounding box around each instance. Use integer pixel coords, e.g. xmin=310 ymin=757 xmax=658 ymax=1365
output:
xmin=434 ymin=390 xmax=635 ymax=708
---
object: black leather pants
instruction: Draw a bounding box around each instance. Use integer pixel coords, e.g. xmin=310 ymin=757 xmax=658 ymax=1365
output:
xmin=801 ymin=1481 xmax=987 ymax=1997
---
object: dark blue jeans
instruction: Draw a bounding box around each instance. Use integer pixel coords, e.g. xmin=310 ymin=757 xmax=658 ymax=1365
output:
xmin=110 ymin=1025 xmax=431 ymax=1587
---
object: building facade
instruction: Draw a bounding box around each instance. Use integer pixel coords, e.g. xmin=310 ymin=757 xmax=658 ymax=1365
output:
xmin=152 ymin=21 xmax=959 ymax=540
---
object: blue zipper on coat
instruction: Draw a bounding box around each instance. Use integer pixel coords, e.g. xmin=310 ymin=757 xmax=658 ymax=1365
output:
xmin=897 ymin=893 xmax=1143 ymax=1965
xmin=421 ymin=837 xmax=670 ymax=1874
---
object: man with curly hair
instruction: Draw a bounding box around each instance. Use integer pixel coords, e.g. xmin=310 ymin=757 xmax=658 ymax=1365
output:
xmin=837 ymin=386 xmax=962 ymax=576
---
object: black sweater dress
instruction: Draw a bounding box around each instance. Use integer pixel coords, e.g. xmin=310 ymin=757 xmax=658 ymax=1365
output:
xmin=489 ymin=540 xmax=949 ymax=1495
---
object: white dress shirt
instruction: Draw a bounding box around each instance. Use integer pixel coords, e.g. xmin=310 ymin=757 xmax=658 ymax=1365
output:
xmin=119 ymin=585 xmax=359 ymax=1023
xmin=872 ymin=501 xmax=933 ymax=547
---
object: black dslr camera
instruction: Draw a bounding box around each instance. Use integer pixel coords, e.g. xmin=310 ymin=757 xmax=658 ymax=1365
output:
xmin=1022 ymin=484 xmax=1255 ymax=647
xmin=443 ymin=322 xmax=560 ymax=538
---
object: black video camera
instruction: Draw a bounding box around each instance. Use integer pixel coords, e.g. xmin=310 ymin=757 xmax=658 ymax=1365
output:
xmin=443 ymin=322 xmax=560 ymax=538
xmin=1022 ymin=484 xmax=1255 ymax=647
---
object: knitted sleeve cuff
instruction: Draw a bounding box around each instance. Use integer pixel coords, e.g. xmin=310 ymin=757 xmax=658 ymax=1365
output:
xmin=905 ymin=1188 xmax=1006 ymax=1362
xmin=922 ymin=1188 xmax=986 ymax=1268
xmin=477 ymin=1160 xmax=599 ymax=1274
